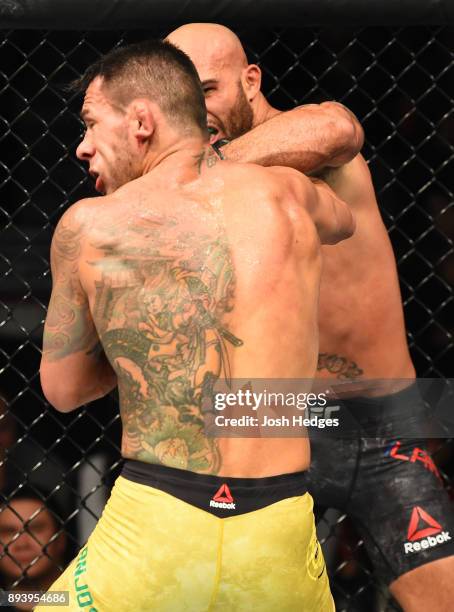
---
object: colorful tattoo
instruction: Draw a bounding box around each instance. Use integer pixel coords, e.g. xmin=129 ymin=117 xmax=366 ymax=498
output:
xmin=43 ymin=214 xmax=98 ymax=361
xmin=91 ymin=216 xmax=241 ymax=474
xmin=317 ymin=353 xmax=363 ymax=379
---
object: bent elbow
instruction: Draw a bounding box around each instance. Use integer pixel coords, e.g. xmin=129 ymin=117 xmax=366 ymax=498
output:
xmin=40 ymin=368 xmax=82 ymax=412
xmin=348 ymin=118 xmax=364 ymax=158
xmin=321 ymin=208 xmax=355 ymax=246
xmin=336 ymin=209 xmax=356 ymax=244
xmin=342 ymin=210 xmax=356 ymax=241
xmin=43 ymin=389 xmax=81 ymax=412
xmin=322 ymin=102 xmax=364 ymax=164
xmin=334 ymin=118 xmax=364 ymax=165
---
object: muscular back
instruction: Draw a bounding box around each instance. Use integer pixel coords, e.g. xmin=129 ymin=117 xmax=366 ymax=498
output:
xmin=75 ymin=158 xmax=322 ymax=476
xmin=317 ymin=154 xmax=415 ymax=380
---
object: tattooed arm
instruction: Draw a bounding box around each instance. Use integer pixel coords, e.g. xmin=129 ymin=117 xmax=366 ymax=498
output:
xmin=40 ymin=204 xmax=117 ymax=412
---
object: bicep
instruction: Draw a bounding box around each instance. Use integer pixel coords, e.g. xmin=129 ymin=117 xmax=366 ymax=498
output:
xmin=42 ymin=212 xmax=98 ymax=362
xmin=43 ymin=279 xmax=98 ymax=362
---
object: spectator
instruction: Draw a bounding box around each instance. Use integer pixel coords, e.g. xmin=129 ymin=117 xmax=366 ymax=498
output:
xmin=0 ymin=487 xmax=68 ymax=610
xmin=1 ymin=393 xmax=117 ymax=548
xmin=0 ymin=396 xmax=73 ymax=527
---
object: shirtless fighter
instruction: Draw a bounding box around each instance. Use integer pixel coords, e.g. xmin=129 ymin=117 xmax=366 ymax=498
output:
xmin=38 ymin=40 xmax=353 ymax=610
xmin=167 ymin=23 xmax=454 ymax=611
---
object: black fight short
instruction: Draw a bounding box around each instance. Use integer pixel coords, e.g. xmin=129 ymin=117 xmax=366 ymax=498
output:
xmin=307 ymin=383 xmax=454 ymax=584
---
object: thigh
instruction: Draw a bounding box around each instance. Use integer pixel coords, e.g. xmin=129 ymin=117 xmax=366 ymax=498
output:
xmin=219 ymin=493 xmax=334 ymax=611
xmin=349 ymin=437 xmax=454 ymax=585
xmin=38 ymin=476 xmax=220 ymax=612
xmin=308 ymin=435 xmax=361 ymax=514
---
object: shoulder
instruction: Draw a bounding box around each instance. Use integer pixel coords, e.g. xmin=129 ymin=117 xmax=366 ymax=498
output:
xmin=266 ymin=165 xmax=309 ymax=187
xmin=54 ymin=198 xmax=93 ymax=227
xmin=219 ymin=163 xmax=314 ymax=238
xmin=218 ymin=160 xmax=309 ymax=199
xmin=218 ymin=162 xmax=319 ymax=218
xmin=50 ymin=198 xmax=102 ymax=260
xmin=265 ymin=166 xmax=318 ymax=207
xmin=53 ymin=197 xmax=105 ymax=239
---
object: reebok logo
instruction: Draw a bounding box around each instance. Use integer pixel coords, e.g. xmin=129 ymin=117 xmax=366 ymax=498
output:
xmin=210 ymin=483 xmax=236 ymax=510
xmin=403 ymin=506 xmax=451 ymax=554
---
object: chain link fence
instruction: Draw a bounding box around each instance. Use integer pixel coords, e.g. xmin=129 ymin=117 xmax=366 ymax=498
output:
xmin=0 ymin=26 xmax=453 ymax=611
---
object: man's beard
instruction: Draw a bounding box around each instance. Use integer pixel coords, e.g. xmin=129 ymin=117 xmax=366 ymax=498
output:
xmin=224 ymin=84 xmax=254 ymax=140
xmin=109 ymin=145 xmax=139 ymax=193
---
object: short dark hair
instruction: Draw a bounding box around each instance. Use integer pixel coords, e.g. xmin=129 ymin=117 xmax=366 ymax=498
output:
xmin=71 ymin=39 xmax=207 ymax=135
xmin=1 ymin=485 xmax=64 ymax=529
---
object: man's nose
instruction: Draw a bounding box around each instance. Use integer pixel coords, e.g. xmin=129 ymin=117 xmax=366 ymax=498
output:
xmin=13 ymin=529 xmax=35 ymax=548
xmin=76 ymin=133 xmax=95 ymax=161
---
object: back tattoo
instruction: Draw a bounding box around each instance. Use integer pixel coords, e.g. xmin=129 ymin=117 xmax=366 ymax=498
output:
xmin=91 ymin=214 xmax=243 ymax=474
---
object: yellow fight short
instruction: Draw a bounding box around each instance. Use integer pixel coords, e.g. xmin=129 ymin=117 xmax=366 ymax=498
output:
xmin=36 ymin=472 xmax=334 ymax=611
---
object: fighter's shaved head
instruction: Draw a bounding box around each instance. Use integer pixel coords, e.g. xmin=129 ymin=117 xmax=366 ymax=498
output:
xmin=166 ymin=24 xmax=262 ymax=141
xmin=166 ymin=23 xmax=249 ymax=72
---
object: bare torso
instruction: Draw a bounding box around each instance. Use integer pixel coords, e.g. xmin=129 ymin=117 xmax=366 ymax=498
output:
xmin=317 ymin=154 xmax=415 ymax=383
xmin=78 ymin=157 xmax=321 ymax=477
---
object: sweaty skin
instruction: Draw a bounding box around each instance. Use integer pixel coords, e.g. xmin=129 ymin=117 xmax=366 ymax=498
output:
xmin=166 ymin=23 xmax=454 ymax=612
xmin=316 ymin=157 xmax=414 ymax=381
xmin=167 ymin=24 xmax=363 ymax=172
xmin=40 ymin=76 xmax=353 ymax=479
xmin=167 ymin=23 xmax=414 ymax=384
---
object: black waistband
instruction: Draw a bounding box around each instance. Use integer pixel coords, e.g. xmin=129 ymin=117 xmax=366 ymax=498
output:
xmin=121 ymin=460 xmax=308 ymax=517
xmin=321 ymin=382 xmax=428 ymax=437
xmin=334 ymin=381 xmax=420 ymax=407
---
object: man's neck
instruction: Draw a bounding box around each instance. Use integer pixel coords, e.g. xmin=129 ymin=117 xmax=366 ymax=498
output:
xmin=252 ymin=93 xmax=281 ymax=129
xmin=142 ymin=138 xmax=211 ymax=181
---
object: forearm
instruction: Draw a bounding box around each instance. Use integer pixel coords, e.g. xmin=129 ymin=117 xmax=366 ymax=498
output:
xmin=40 ymin=349 xmax=117 ymax=412
xmin=221 ymin=102 xmax=364 ymax=173
xmin=309 ymin=178 xmax=355 ymax=245
xmin=73 ymin=351 xmax=117 ymax=406
xmin=42 ymin=289 xmax=117 ymax=410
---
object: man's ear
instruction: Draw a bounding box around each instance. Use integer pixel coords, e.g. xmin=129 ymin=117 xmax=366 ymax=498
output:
xmin=129 ymin=99 xmax=155 ymax=144
xmin=241 ymin=64 xmax=262 ymax=102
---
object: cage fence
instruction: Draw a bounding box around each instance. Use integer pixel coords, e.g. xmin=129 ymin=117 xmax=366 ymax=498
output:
xmin=0 ymin=24 xmax=453 ymax=612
